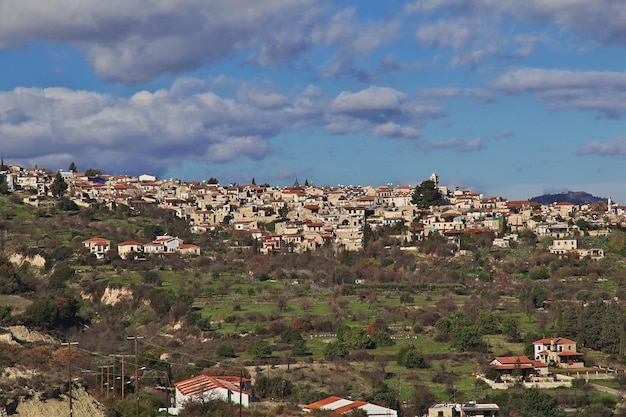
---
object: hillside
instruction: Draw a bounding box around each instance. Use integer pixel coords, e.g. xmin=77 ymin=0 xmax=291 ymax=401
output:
xmin=0 ymin=191 xmax=625 ymax=416
xmin=528 ymin=190 xmax=606 ymax=205
xmin=14 ymin=387 xmax=106 ymax=417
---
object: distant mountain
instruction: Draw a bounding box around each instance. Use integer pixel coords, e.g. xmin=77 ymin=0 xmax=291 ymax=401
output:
xmin=528 ymin=191 xmax=607 ymax=206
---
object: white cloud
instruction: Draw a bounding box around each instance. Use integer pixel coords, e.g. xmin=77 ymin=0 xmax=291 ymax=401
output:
xmin=493 ymin=67 xmax=626 ymax=117
xmin=577 ymin=137 xmax=626 ymax=158
xmin=0 ymin=80 xmax=448 ymax=175
xmin=331 ymin=86 xmax=407 ymax=116
xmin=417 ymin=19 xmax=474 ymax=49
xmin=419 ymin=87 xmax=461 ymax=99
xmin=311 ymin=8 xmax=400 ymax=55
xmin=423 ymin=137 xmax=485 ymax=152
xmin=406 ymin=0 xmax=626 ymax=70
xmin=372 ymin=122 xmax=420 ymax=139
xmin=0 ymin=0 xmax=323 ymax=84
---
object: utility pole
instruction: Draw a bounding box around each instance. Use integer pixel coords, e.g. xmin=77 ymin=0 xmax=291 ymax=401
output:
xmin=111 ymin=354 xmax=132 ymax=400
xmin=164 ymin=371 xmax=170 ymax=417
xmin=61 ymin=342 xmax=78 ymax=417
xmin=126 ymin=336 xmax=144 ymax=417
xmin=98 ymin=365 xmax=114 ymax=397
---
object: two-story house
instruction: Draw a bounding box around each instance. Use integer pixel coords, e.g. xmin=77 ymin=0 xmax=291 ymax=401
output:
xmin=533 ymin=337 xmax=584 ymax=368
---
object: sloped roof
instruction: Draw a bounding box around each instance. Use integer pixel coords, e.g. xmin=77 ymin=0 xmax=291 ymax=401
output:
xmin=175 ymin=375 xmax=249 ymax=397
xmin=490 ymin=356 xmax=547 ymax=370
xmin=304 ymin=396 xmax=347 ymax=410
xmin=304 ymin=396 xmax=397 ymax=416
xmin=534 ymin=337 xmax=576 ymax=345
xmin=557 ymin=351 xmax=583 ymax=356
xmin=83 ymin=237 xmax=110 ymax=244
xmin=118 ymin=241 xmax=142 ymax=246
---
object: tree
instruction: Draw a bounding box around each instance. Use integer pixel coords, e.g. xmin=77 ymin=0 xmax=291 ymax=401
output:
xmin=57 ymin=197 xmax=79 ymax=211
xmin=293 ymin=178 xmax=300 ymax=188
xmin=278 ymin=203 xmax=289 ymax=219
xmin=216 ymin=344 xmax=236 ymax=358
xmin=84 ymin=168 xmax=102 ymax=177
xmin=396 ymin=345 xmax=426 ymax=369
xmin=408 ymin=384 xmax=435 ymax=417
xmin=362 ymin=221 xmax=372 ymax=250
xmin=50 ymin=171 xmax=68 ymax=198
xmin=247 ymin=340 xmax=273 ymax=359
xmin=24 ymin=295 xmax=82 ymax=330
xmin=521 ymin=387 xmax=556 ymax=417
xmin=254 ymin=375 xmax=293 ymax=400
xmin=501 ymin=315 xmax=521 ymax=342
xmin=323 ymin=341 xmax=349 ymax=360
xmin=68 ymin=162 xmax=77 ymax=172
xmin=340 ymin=327 xmax=375 ymax=349
xmin=0 ymin=174 xmax=9 ymax=195
xmin=449 ymin=313 xmax=486 ymax=352
xmin=144 ymin=224 xmax=165 ymax=240
xmin=281 ymin=327 xmax=303 ymax=344
xmin=411 ymin=180 xmax=443 ymax=209
xmin=207 ymin=177 xmax=219 ymax=184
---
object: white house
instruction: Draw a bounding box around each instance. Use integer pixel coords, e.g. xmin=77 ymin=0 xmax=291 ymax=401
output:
xmin=533 ymin=337 xmax=584 ymax=368
xmin=82 ymin=237 xmax=111 ymax=259
xmin=428 ymin=402 xmax=499 ymax=417
xmin=304 ymin=396 xmax=398 ymax=416
xmin=173 ymin=374 xmax=250 ymax=414
xmin=117 ymin=241 xmax=143 ymax=260
xmin=143 ymin=235 xmax=182 ymax=255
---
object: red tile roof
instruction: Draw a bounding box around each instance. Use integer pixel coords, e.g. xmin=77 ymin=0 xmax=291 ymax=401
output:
xmin=534 ymin=337 xmax=576 ymax=345
xmin=305 ymin=396 xmax=344 ymax=410
xmin=175 ymin=375 xmax=249 ymax=397
xmin=118 ymin=241 xmax=142 ymax=246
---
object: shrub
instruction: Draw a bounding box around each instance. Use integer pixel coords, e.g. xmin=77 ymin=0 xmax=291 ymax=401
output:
xmin=216 ymin=344 xmax=236 ymax=358
xmin=281 ymin=327 xmax=303 ymax=344
xmin=247 ymin=340 xmax=272 ymax=359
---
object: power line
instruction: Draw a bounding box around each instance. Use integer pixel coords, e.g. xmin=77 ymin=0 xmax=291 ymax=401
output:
xmin=61 ymin=342 xmax=78 ymax=417
xmin=126 ymin=336 xmax=145 ymax=417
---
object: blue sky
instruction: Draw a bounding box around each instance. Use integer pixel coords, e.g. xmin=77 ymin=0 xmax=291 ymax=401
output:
xmin=1 ymin=0 xmax=626 ymax=202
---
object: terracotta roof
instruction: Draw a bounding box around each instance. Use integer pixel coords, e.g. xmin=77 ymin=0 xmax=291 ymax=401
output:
xmin=334 ymin=401 xmax=368 ymax=414
xmin=557 ymin=351 xmax=583 ymax=356
xmin=304 ymin=396 xmax=345 ymax=410
xmin=493 ymin=355 xmax=532 ymax=365
xmin=534 ymin=337 xmax=576 ymax=345
xmin=175 ymin=375 xmax=249 ymax=397
xmin=83 ymin=237 xmax=110 ymax=244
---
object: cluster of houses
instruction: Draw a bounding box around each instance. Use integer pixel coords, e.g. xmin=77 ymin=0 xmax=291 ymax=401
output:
xmin=2 ymin=165 xmax=620 ymax=256
xmin=163 ymin=337 xmax=584 ymax=416
xmin=170 ymin=375 xmax=490 ymax=416
xmin=488 ymin=337 xmax=584 ymax=389
xmin=82 ymin=235 xmax=200 ymax=260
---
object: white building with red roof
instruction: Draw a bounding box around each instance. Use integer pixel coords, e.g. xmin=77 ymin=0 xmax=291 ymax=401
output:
xmin=176 ymin=243 xmax=201 ymax=256
xmin=489 ymin=355 xmax=548 ymax=378
xmin=117 ymin=241 xmax=143 ymax=260
xmin=533 ymin=337 xmax=584 ymax=368
xmin=174 ymin=374 xmax=250 ymax=413
xmin=143 ymin=235 xmax=182 ymax=255
xmin=304 ymin=395 xmax=398 ymax=416
xmin=82 ymin=237 xmax=111 ymax=259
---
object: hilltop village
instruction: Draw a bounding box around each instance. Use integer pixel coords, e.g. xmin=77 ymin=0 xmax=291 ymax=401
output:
xmin=1 ymin=166 xmax=620 ymax=256
xmin=2 ymin=164 xmax=626 ymax=417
